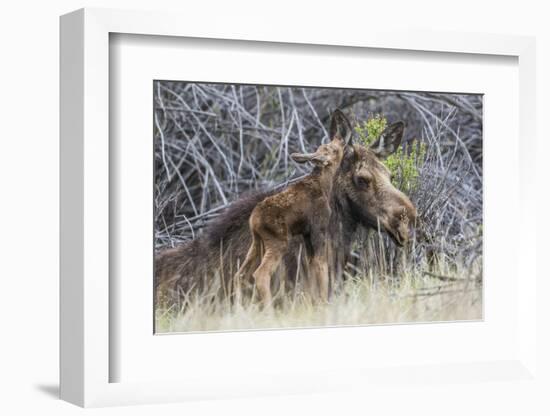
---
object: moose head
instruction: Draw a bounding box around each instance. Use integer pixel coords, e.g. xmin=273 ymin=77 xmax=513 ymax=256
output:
xmin=291 ymin=109 xmax=350 ymax=169
xmin=333 ymin=112 xmax=417 ymax=246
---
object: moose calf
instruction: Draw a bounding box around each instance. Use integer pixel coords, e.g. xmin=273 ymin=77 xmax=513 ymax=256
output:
xmin=234 ymin=111 xmax=350 ymax=305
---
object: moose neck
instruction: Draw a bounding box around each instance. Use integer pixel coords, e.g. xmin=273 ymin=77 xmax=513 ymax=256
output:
xmin=311 ymin=165 xmax=337 ymax=195
xmin=329 ymin=177 xmax=361 ymax=253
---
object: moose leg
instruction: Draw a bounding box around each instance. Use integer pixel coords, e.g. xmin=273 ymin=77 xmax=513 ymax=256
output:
xmin=299 ymin=234 xmax=314 ymax=298
xmin=310 ymin=255 xmax=329 ymax=303
xmin=234 ymin=233 xmax=261 ymax=285
xmin=309 ymin=230 xmax=330 ymax=303
xmin=252 ymin=240 xmax=285 ymax=306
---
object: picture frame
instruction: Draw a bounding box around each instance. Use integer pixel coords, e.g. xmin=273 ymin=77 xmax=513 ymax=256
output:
xmin=60 ymin=7 xmax=538 ymax=408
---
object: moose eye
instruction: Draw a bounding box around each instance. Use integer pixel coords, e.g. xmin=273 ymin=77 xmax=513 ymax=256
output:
xmin=357 ymin=176 xmax=370 ymax=188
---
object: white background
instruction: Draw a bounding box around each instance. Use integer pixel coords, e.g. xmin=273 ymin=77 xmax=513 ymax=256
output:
xmin=1 ymin=0 xmax=548 ymax=415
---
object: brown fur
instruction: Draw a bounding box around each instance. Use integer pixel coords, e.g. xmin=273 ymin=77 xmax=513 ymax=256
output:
xmin=235 ymin=137 xmax=345 ymax=305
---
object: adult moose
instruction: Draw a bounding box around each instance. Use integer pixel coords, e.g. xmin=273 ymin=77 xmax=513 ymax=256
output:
xmin=155 ymin=110 xmax=417 ymax=304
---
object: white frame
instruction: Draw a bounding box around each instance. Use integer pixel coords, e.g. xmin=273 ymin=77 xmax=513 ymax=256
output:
xmin=60 ymin=8 xmax=537 ymax=407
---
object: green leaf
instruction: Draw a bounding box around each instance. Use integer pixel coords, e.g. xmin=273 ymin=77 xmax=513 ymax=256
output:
xmin=355 ymin=115 xmax=426 ymax=193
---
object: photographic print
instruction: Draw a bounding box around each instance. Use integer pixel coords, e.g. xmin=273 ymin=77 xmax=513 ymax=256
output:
xmin=154 ymin=82 xmax=483 ymax=333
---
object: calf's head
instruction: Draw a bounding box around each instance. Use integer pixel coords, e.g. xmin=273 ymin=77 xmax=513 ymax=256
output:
xmin=334 ymin=114 xmax=417 ymax=246
xmin=290 ymin=139 xmax=344 ymax=169
xmin=291 ymin=109 xmax=349 ymax=170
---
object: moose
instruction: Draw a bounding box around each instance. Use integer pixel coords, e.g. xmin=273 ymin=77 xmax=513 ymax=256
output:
xmin=155 ymin=110 xmax=417 ymax=305
xmin=234 ymin=125 xmax=347 ymax=305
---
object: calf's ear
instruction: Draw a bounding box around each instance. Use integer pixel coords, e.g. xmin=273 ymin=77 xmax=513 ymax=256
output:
xmin=329 ymin=109 xmax=353 ymax=145
xmin=370 ymin=121 xmax=404 ymax=158
xmin=291 ymin=152 xmax=329 ymax=166
xmin=291 ymin=152 xmax=316 ymax=163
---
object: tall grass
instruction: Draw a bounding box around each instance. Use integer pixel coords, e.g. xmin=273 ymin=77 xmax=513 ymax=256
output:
xmin=156 ymin=249 xmax=482 ymax=333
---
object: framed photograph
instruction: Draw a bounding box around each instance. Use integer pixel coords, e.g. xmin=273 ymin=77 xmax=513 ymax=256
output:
xmin=60 ymin=8 xmax=538 ymax=408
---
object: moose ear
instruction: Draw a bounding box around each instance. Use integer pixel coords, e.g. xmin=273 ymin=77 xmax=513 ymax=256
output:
xmin=291 ymin=152 xmax=329 ymax=166
xmin=340 ymin=145 xmax=359 ymax=172
xmin=310 ymin=155 xmax=329 ymax=167
xmin=291 ymin=152 xmax=316 ymax=164
xmin=370 ymin=121 xmax=405 ymax=158
xmin=329 ymin=109 xmax=353 ymax=145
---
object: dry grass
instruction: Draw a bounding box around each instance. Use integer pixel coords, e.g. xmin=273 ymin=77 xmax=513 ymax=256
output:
xmin=155 ymin=259 xmax=482 ymax=333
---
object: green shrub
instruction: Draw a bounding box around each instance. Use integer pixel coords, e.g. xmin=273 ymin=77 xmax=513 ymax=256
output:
xmin=355 ymin=115 xmax=426 ymax=193
xmin=355 ymin=114 xmax=387 ymax=143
